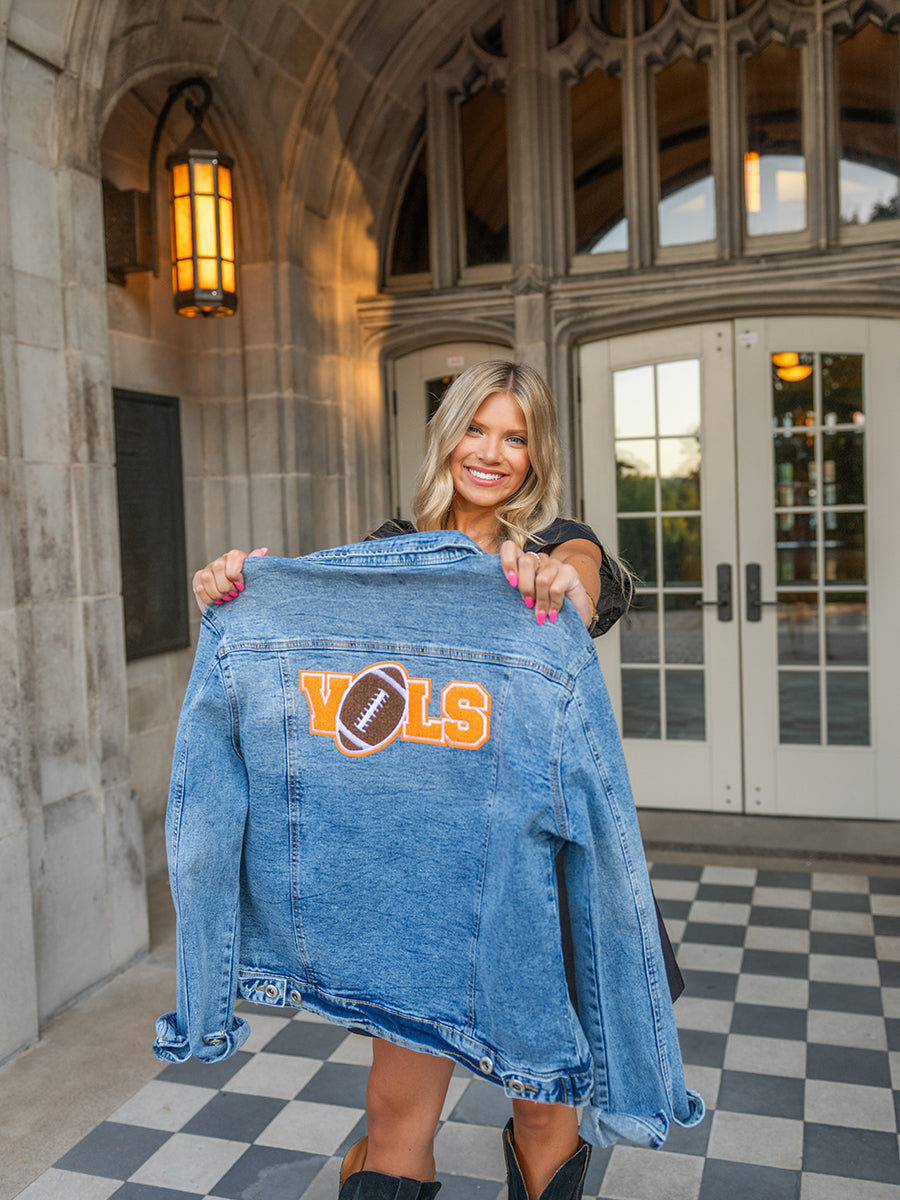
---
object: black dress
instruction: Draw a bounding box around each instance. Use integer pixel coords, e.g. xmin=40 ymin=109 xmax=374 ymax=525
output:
xmin=366 ymin=518 xmax=684 ymax=1004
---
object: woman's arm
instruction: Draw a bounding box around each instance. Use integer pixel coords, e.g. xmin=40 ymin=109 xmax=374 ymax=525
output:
xmin=191 ymin=547 xmax=267 ymax=611
xmin=499 ymin=538 xmax=602 ymax=630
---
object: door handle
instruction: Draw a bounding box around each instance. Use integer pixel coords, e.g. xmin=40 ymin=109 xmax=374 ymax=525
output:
xmin=746 ymin=563 xmax=780 ymax=621
xmin=695 ymin=563 xmax=732 ymax=621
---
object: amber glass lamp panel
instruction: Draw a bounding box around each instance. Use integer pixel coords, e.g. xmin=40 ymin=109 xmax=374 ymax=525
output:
xmin=390 ymin=143 xmax=430 ymax=277
xmin=571 ymin=70 xmax=627 ymax=254
xmin=460 ymin=88 xmax=510 ymax=267
xmin=656 ymin=57 xmax=715 ymax=247
xmin=744 ymin=44 xmax=807 ymax=237
xmin=837 ymin=24 xmax=900 ymax=229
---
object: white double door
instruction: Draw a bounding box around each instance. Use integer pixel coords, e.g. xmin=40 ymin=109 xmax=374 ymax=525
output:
xmin=581 ymin=318 xmax=900 ymax=819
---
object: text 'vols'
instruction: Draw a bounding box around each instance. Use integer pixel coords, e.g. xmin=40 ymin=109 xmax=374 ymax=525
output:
xmin=298 ymin=661 xmax=491 ymax=756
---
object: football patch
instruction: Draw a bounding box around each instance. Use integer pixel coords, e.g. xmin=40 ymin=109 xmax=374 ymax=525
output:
xmin=335 ymin=662 xmax=410 ymax=756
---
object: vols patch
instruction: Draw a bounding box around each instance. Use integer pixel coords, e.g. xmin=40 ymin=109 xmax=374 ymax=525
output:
xmin=299 ymin=661 xmax=491 ymax=756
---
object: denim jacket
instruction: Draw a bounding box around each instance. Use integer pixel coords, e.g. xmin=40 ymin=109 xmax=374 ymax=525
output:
xmin=153 ymin=532 xmax=703 ymax=1149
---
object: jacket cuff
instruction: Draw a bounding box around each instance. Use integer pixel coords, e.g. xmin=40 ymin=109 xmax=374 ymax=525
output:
xmin=152 ymin=1011 xmax=250 ymax=1064
xmin=578 ymin=1088 xmax=705 ymax=1149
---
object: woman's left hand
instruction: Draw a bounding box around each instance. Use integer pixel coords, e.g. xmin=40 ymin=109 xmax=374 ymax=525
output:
xmin=499 ymin=540 xmax=595 ymax=628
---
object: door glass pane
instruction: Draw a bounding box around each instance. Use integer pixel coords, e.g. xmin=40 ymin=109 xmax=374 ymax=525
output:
xmin=777 ymin=592 xmax=818 ymax=665
xmin=771 ymin=351 xmax=870 ymax=746
xmin=666 ymin=670 xmax=705 ymax=739
xmin=621 ymin=596 xmax=659 ymax=662
xmin=425 ymin=375 xmax=454 ymax=421
xmin=614 ymin=359 xmax=705 ymax=742
xmin=622 ymin=669 xmax=661 ymax=738
xmin=779 ymin=671 xmax=820 ymax=743
xmin=616 ymin=440 xmax=657 ymax=511
xmin=837 ymin=23 xmax=900 ymax=228
xmin=744 ymin=44 xmax=806 ymax=236
xmin=664 ymin=594 xmax=703 ymax=663
xmin=825 ymin=593 xmax=868 ymax=666
xmin=571 ymin=69 xmax=628 ymax=254
xmin=826 ymin=672 xmax=870 ymax=745
xmin=656 ymin=57 xmax=715 ymax=246
xmin=460 ymin=88 xmax=510 ymax=266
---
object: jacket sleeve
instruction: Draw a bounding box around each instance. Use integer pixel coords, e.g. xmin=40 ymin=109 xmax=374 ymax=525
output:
xmin=557 ymin=660 xmax=704 ymax=1148
xmin=153 ymin=614 xmax=251 ymax=1064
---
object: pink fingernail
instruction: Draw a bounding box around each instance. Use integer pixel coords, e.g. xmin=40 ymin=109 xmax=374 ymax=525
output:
xmin=227 ymin=591 xmax=238 ymax=600
xmin=537 ymin=610 xmax=547 ymax=626
xmin=524 ymin=596 xmax=534 ymax=609
xmin=508 ymin=572 xmax=518 ymax=588
xmin=549 ymin=610 xmax=558 ymax=623
xmin=235 ymin=581 xmax=244 ymax=592
xmin=215 ymin=599 xmax=223 ymax=605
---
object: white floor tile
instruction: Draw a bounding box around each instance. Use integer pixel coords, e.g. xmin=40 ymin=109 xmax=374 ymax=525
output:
xmin=649 ymin=880 xmax=700 ymax=902
xmin=329 ymin=1033 xmax=375 ymax=1066
xmin=871 ymin=895 xmax=900 ymax=917
xmin=12 ymin=1170 xmax=121 ymax=1200
xmin=683 ymin=1064 xmax=721 ymax=1111
xmin=254 ymin=1099 xmax=363 ymax=1154
xmin=723 ymin=1034 xmax=807 ymax=1078
xmin=701 ymin=866 xmax=758 ymax=887
xmin=806 ymin=1009 xmax=887 ymax=1051
xmin=882 ymin=988 xmax=900 ymax=1019
xmin=434 ymin=1121 xmax=507 ymax=1180
xmin=890 ymin=1051 xmax=900 ymax=1091
xmin=106 ymin=1079 xmax=215 ymax=1131
xmin=809 ymin=954 xmax=881 ymax=986
xmin=440 ymin=1076 xmax=471 ymax=1122
xmin=802 ymin=1172 xmax=900 ymax=1199
xmin=674 ymin=943 xmax=744 ymax=974
xmin=241 ymin=1014 xmax=295 ymax=1053
xmin=129 ymin=1131 xmax=248 ymax=1193
xmin=687 ymin=901 xmax=751 ymax=926
xmin=599 ymin=1145 xmax=704 ymax=1200
xmin=743 ymin=926 xmax=810 ymax=954
xmin=804 ymin=1079 xmax=897 ymax=1132
xmin=811 ymin=873 xmax=870 ymax=893
xmin=875 ymin=936 xmax=900 ymax=962
xmin=706 ymin=1109 xmax=803 ymax=1170
xmin=221 ymin=1051 xmax=322 ymax=1099
xmin=674 ymin=996 xmax=734 ymax=1034
xmin=809 ymin=909 xmax=875 ymax=936
xmin=752 ymin=887 xmax=812 ymax=910
xmin=735 ymin=973 xmax=809 ymax=1010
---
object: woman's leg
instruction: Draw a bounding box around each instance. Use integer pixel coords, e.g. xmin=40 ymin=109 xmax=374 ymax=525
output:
xmin=362 ymin=1038 xmax=456 ymax=1181
xmin=508 ymin=1099 xmax=581 ymax=1200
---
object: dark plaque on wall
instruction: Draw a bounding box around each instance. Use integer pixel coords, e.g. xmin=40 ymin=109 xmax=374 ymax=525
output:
xmin=113 ymin=388 xmax=190 ymax=660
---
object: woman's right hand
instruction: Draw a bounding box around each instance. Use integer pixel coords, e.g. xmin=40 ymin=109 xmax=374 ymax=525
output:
xmin=191 ymin=547 xmax=268 ymax=611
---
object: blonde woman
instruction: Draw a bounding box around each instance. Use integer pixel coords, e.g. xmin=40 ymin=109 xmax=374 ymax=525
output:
xmin=191 ymin=362 xmax=675 ymax=1200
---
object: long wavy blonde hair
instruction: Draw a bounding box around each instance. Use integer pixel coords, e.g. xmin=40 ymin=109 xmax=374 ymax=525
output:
xmin=412 ymin=360 xmax=561 ymax=547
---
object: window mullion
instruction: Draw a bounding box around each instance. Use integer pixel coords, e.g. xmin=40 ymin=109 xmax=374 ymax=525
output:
xmin=426 ymin=76 xmax=460 ymax=288
xmin=806 ymin=27 xmax=829 ymax=249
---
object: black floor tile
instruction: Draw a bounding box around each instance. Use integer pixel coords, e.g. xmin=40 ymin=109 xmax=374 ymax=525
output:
xmin=810 ymin=931 xmax=876 ymax=958
xmin=748 ymin=906 xmax=810 ymax=930
xmin=808 ymin=980 xmax=883 ymax=1015
xmin=741 ymin=949 xmax=809 ymax=979
xmin=156 ymin=1051 xmax=254 ymax=1090
xmin=885 ymin=1017 xmax=900 ymax=1051
xmin=295 ymin=1062 xmax=371 ymax=1108
xmin=209 ymin=1146 xmax=327 ymax=1200
xmin=336 ymin=1115 xmax=369 ymax=1159
xmin=681 ymin=922 xmax=746 ymax=947
xmin=806 ymin=1043 xmax=892 ymax=1088
xmin=264 ymin=1020 xmax=350 ymax=1058
xmin=755 ymin=871 xmax=811 ymax=890
xmin=696 ymin=884 xmax=754 ymax=904
xmin=677 ymin=1028 xmax=728 ymax=1068
xmin=182 ymin=1090 xmax=287 ymax=1142
xmin=698 ymin=1159 xmax=800 ymax=1200
xmin=730 ymin=1003 xmax=807 ymax=1042
xmin=680 ymin=969 xmax=738 ymax=1002
xmin=716 ymin=1069 xmax=805 ymax=1120
xmin=236 ymin=999 xmax=297 ymax=1020
xmin=875 ymin=914 xmax=900 ymax=937
xmin=880 ymin=960 xmax=900 ymax=987
xmin=649 ymin=863 xmax=704 ymax=881
xmin=870 ymin=877 xmax=900 ymax=895
xmin=803 ymin=1124 xmax=900 ymax=1184
xmin=55 ymin=1122 xmax=170 ymax=1178
xmin=449 ymin=1078 xmax=512 ymax=1126
xmin=657 ymin=898 xmax=692 ymax=920
xmin=583 ymin=1143 xmax=615 ymax=1195
xmin=659 ymin=1111 xmax=711 ymax=1157
xmin=810 ymin=891 xmax=871 ymax=912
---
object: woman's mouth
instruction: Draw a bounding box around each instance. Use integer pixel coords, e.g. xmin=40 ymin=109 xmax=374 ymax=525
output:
xmin=464 ymin=466 xmax=507 ymax=484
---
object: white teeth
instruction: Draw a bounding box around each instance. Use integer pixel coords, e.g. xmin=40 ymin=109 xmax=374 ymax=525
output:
xmin=468 ymin=468 xmax=503 ymax=481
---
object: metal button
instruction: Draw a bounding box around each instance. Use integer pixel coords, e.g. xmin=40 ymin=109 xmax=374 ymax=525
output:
xmin=509 ymin=1080 xmax=526 ymax=1095
xmin=265 ymin=984 xmax=280 ymax=999
xmin=205 ymin=1035 xmax=225 ymax=1045
xmin=478 ymin=1056 xmax=493 ymax=1075
xmin=289 ymin=989 xmax=302 ymax=1005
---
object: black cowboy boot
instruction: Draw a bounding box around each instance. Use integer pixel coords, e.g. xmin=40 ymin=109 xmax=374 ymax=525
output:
xmin=339 ymin=1137 xmax=442 ymax=1200
xmin=502 ymin=1119 xmax=590 ymax=1200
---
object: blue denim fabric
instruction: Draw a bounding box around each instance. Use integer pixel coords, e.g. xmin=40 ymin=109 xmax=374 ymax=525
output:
xmin=153 ymin=531 xmax=704 ymax=1149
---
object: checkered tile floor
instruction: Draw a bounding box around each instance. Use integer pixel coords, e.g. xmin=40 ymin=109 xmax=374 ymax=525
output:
xmin=16 ymin=863 xmax=900 ymax=1200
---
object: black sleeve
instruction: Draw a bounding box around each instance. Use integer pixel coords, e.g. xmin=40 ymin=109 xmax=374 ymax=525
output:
xmin=364 ymin=519 xmax=417 ymax=541
xmin=526 ymin=518 xmax=628 ymax=638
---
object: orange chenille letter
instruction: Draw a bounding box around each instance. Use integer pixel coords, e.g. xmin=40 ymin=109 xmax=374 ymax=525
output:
xmin=441 ymin=682 xmax=491 ymax=749
xmin=299 ymin=671 xmax=351 ymax=735
xmin=402 ymin=678 xmax=445 ymax=744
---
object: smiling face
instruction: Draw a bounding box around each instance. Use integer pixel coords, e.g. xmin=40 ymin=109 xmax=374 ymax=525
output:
xmin=448 ymin=390 xmax=531 ymax=515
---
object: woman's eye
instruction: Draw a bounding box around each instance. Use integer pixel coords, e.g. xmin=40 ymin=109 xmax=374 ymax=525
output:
xmin=508 ymin=436 xmax=527 ymax=446
xmin=467 ymin=424 xmax=481 ymax=434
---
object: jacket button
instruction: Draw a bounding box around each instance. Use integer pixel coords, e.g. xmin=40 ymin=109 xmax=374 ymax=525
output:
xmin=205 ymin=1035 xmax=225 ymax=1045
xmin=289 ymin=989 xmax=302 ymax=1004
xmin=479 ymin=1056 xmax=493 ymax=1075
xmin=265 ymin=984 xmax=280 ymax=999
xmin=509 ymin=1080 xmax=526 ymax=1095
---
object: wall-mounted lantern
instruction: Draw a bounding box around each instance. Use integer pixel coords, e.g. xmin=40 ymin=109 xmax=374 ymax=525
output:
xmin=103 ymin=77 xmax=237 ymax=318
